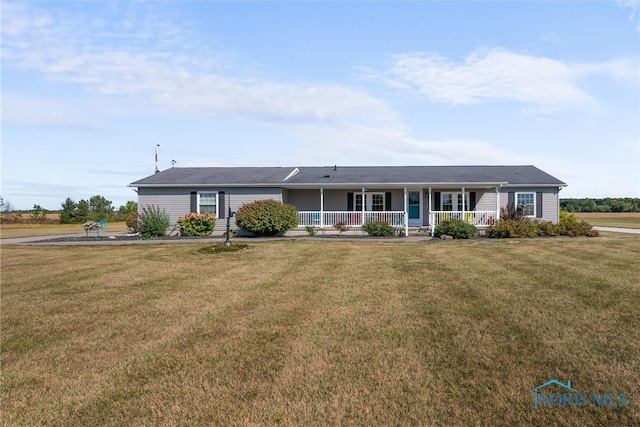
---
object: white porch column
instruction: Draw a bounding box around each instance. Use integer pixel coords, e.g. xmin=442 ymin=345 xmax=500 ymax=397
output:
xmin=462 ymin=186 xmax=466 ymax=221
xmin=404 ymin=187 xmax=408 ymax=237
xmin=495 ymin=186 xmax=501 ymax=223
xmin=320 ymin=187 xmax=324 ymax=229
xmin=429 ymin=187 xmax=433 ymax=236
xmin=361 ymin=187 xmax=366 ymax=226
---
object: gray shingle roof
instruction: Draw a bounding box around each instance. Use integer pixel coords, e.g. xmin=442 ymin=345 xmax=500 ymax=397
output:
xmin=130 ymin=165 xmax=566 ymax=187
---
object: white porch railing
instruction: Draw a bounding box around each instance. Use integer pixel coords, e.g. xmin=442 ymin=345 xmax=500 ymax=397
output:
xmin=429 ymin=211 xmax=497 ymax=228
xmin=298 ymin=211 xmax=406 ymax=228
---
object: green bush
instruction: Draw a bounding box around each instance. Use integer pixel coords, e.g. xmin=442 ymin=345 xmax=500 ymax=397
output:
xmin=485 ymin=219 xmax=539 ymax=238
xmin=177 ymin=212 xmax=216 ymax=236
xmin=235 ymin=199 xmax=299 ymax=237
xmin=486 ymin=212 xmax=599 ymax=238
xmin=558 ymin=217 xmax=599 ymax=237
xmin=362 ymin=221 xmax=396 ymax=237
xmin=559 ymin=210 xmax=580 ymax=223
xmin=536 ymin=221 xmax=560 ymax=237
xmin=138 ymin=205 xmax=170 ymax=238
xmin=434 ymin=219 xmax=477 ymax=239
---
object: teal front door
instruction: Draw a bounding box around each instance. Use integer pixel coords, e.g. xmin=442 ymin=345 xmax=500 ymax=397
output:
xmin=408 ymin=191 xmax=421 ymax=226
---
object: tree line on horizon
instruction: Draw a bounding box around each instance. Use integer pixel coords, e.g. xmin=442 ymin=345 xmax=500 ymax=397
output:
xmin=58 ymin=196 xmax=137 ymax=223
xmin=0 ymin=195 xmax=137 ymax=224
xmin=560 ymin=198 xmax=640 ymax=213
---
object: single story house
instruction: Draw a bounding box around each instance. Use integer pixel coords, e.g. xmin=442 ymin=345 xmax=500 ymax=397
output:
xmin=129 ymin=165 xmax=566 ymax=236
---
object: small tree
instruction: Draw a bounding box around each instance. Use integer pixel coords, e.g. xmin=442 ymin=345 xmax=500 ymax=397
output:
xmin=235 ymin=199 xmax=299 ymax=237
xmin=88 ymin=195 xmax=114 ymax=221
xmin=76 ymin=199 xmax=90 ymax=223
xmin=30 ymin=204 xmax=47 ymax=223
xmin=59 ymin=197 xmax=78 ymax=224
xmin=118 ymin=201 xmax=138 ymax=217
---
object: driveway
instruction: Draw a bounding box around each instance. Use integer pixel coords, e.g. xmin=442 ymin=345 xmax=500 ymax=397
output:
xmin=593 ymin=226 xmax=640 ymax=234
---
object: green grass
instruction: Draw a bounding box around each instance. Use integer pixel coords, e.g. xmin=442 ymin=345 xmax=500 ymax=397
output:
xmin=2 ymin=236 xmax=639 ymax=426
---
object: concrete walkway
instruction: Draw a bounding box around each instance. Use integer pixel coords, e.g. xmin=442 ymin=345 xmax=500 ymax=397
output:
xmin=593 ymin=226 xmax=640 ymax=234
xmin=1 ymin=232 xmax=437 ymax=245
xmin=2 ymin=226 xmax=637 ymax=245
xmin=0 ymin=233 xmax=221 ymax=245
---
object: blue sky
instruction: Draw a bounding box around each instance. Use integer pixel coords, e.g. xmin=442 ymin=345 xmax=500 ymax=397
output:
xmin=2 ymin=0 xmax=639 ymax=211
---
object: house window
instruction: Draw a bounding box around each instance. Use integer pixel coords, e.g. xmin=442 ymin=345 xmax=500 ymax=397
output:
xmin=441 ymin=192 xmax=469 ymax=211
xmin=355 ymin=194 xmax=364 ymax=211
xmin=354 ymin=193 xmax=385 ymax=211
xmin=442 ymin=193 xmax=454 ymax=211
xmin=371 ymin=193 xmax=384 ymax=211
xmin=198 ymin=192 xmax=218 ymax=215
xmin=517 ymin=192 xmax=535 ymax=217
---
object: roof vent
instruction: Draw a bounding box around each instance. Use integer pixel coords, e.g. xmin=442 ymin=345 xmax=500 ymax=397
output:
xmin=323 ymin=175 xmax=330 ymax=178
xmin=284 ymin=167 xmax=300 ymax=181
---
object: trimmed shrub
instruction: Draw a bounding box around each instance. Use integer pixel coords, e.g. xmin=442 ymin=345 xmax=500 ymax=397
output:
xmin=558 ymin=217 xmax=599 ymax=237
xmin=178 ymin=212 xmax=216 ymax=236
xmin=334 ymin=222 xmax=348 ymax=235
xmin=486 ymin=212 xmax=599 ymax=238
xmin=485 ymin=219 xmax=538 ymax=238
xmin=125 ymin=211 xmax=139 ymax=232
xmin=235 ymin=199 xmax=299 ymax=237
xmin=362 ymin=221 xmax=396 ymax=237
xmin=139 ymin=205 xmax=170 ymax=238
xmin=536 ymin=221 xmax=560 ymax=237
xmin=434 ymin=219 xmax=477 ymax=239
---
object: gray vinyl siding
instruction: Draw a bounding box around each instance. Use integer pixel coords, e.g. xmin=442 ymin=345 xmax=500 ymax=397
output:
xmin=138 ymin=188 xmax=191 ymax=228
xmin=542 ymin=191 xmax=560 ymax=223
xmin=474 ymin=190 xmax=496 ymax=212
xmin=287 ymin=189 xmax=406 ymax=211
xmin=287 ymin=189 xmax=320 ymax=210
xmin=499 ymin=187 xmax=560 ymax=223
xmin=323 ymin=190 xmax=347 ymax=211
xmin=138 ymin=187 xmax=282 ymax=232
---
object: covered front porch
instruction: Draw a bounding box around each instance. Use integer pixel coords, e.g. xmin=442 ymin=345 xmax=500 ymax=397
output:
xmin=289 ymin=186 xmax=501 ymax=236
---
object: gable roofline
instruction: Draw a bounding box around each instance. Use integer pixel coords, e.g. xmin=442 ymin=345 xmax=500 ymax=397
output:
xmin=129 ymin=165 xmax=567 ymax=188
xmin=128 ymin=181 xmax=511 ymax=188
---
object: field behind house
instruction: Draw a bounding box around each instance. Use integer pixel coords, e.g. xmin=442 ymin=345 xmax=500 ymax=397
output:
xmin=0 ymin=221 xmax=128 ymax=239
xmin=575 ymin=212 xmax=640 ymax=229
xmin=2 ymin=236 xmax=639 ymax=426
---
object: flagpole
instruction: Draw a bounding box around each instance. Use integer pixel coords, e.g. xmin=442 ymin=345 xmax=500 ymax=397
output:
xmin=155 ymin=144 xmax=160 ymax=173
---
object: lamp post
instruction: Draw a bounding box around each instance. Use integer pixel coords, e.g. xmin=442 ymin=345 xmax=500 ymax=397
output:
xmin=225 ymin=206 xmax=235 ymax=246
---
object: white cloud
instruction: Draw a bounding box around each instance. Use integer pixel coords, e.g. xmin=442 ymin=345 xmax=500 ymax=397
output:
xmin=363 ymin=48 xmax=637 ymax=112
xmin=615 ymin=0 xmax=640 ymax=30
xmin=1 ymin=1 xmax=397 ymax=127
xmin=287 ymin=122 xmax=529 ymax=167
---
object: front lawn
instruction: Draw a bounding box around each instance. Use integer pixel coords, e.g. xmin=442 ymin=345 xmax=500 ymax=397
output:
xmin=2 ymin=236 xmax=638 ymax=425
